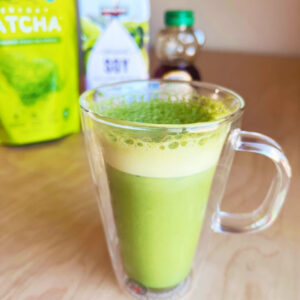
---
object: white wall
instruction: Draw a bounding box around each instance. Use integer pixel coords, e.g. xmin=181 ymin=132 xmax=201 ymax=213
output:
xmin=150 ymin=0 xmax=300 ymax=56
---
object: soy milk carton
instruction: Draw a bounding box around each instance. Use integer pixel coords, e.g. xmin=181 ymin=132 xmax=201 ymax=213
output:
xmin=78 ymin=0 xmax=150 ymax=89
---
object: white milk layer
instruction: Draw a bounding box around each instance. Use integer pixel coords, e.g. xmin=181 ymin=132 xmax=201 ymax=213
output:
xmin=100 ymin=129 xmax=228 ymax=178
xmin=100 ymin=127 xmax=228 ymax=178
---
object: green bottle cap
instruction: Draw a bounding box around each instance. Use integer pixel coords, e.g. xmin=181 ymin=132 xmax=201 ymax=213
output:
xmin=165 ymin=10 xmax=194 ymax=27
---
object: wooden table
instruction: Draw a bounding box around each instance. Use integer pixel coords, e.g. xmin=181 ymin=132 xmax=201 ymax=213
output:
xmin=1 ymin=51 xmax=299 ymax=300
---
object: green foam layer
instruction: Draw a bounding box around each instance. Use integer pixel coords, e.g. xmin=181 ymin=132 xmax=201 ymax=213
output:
xmin=99 ymin=96 xmax=230 ymax=124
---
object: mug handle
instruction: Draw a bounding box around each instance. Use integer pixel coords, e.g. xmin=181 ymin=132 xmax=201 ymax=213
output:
xmin=211 ymin=129 xmax=291 ymax=233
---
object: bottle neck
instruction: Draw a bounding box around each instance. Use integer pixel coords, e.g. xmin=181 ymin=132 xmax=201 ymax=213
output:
xmin=165 ymin=25 xmax=194 ymax=32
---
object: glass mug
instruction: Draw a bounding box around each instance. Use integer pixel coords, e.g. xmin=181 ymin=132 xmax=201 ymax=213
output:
xmin=80 ymin=80 xmax=291 ymax=300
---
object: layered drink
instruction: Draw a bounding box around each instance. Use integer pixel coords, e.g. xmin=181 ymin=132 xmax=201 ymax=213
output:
xmin=91 ymin=92 xmax=231 ymax=293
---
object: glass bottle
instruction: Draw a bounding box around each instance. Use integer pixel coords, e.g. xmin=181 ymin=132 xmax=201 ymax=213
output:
xmin=154 ymin=10 xmax=204 ymax=81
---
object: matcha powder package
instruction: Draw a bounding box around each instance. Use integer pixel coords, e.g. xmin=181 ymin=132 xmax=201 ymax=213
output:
xmin=0 ymin=0 xmax=80 ymax=145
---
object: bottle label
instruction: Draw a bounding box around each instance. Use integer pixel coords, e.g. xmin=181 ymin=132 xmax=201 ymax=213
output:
xmin=86 ymin=19 xmax=148 ymax=89
xmin=79 ymin=0 xmax=150 ymax=89
xmin=162 ymin=70 xmax=193 ymax=81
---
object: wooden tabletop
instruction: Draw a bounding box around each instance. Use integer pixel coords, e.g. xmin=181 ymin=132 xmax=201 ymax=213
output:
xmin=1 ymin=51 xmax=299 ymax=300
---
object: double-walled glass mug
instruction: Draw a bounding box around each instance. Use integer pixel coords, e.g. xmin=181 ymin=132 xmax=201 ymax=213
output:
xmin=80 ymin=80 xmax=291 ymax=300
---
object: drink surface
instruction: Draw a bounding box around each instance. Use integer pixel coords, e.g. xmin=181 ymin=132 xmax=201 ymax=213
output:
xmin=95 ymin=95 xmax=231 ymax=290
xmin=98 ymin=95 xmax=230 ymax=124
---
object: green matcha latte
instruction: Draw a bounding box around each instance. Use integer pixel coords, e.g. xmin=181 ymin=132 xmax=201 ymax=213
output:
xmin=94 ymin=94 xmax=231 ymax=290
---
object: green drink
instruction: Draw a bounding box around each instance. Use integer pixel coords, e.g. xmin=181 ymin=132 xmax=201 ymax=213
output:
xmin=97 ymin=96 xmax=230 ymax=290
xmin=81 ymin=80 xmax=290 ymax=300
xmin=108 ymin=165 xmax=215 ymax=289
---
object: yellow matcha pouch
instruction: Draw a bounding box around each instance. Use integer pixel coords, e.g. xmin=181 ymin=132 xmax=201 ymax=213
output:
xmin=0 ymin=0 xmax=80 ymax=145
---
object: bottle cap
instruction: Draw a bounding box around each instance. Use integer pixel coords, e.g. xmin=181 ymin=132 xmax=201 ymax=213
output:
xmin=165 ymin=10 xmax=194 ymax=27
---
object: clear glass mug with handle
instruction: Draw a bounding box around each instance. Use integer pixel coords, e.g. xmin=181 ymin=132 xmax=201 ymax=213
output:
xmin=80 ymin=80 xmax=291 ymax=300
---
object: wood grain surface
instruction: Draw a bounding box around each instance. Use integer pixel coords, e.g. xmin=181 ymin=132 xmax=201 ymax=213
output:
xmin=0 ymin=51 xmax=299 ymax=300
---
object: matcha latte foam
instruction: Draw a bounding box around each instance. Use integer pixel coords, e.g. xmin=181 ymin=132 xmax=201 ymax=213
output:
xmin=94 ymin=95 xmax=231 ymax=290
